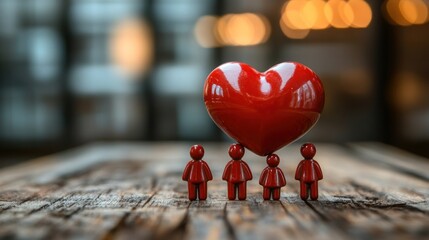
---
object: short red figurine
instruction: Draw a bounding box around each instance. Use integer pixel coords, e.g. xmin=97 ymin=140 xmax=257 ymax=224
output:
xmin=182 ymin=145 xmax=213 ymax=201
xmin=222 ymin=144 xmax=253 ymax=200
xmin=295 ymin=143 xmax=323 ymax=200
xmin=259 ymin=154 xmax=286 ymax=200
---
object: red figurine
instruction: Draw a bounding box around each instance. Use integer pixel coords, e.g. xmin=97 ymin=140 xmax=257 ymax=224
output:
xmin=182 ymin=145 xmax=213 ymax=201
xmin=295 ymin=143 xmax=323 ymax=200
xmin=259 ymin=154 xmax=286 ymax=200
xmin=222 ymin=144 xmax=253 ymax=200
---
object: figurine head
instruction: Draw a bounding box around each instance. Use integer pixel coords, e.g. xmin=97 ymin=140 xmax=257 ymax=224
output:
xmin=301 ymin=143 xmax=316 ymax=159
xmin=229 ymin=144 xmax=245 ymax=160
xmin=190 ymin=144 xmax=204 ymax=160
xmin=266 ymin=154 xmax=280 ymax=167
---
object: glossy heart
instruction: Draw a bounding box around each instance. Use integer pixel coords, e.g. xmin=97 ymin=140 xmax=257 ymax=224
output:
xmin=204 ymin=62 xmax=325 ymax=156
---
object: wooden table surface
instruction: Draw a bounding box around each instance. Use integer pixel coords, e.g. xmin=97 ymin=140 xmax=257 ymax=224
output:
xmin=0 ymin=142 xmax=428 ymax=240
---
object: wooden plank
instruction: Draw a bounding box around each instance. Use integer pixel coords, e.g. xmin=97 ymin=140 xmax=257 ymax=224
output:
xmin=349 ymin=142 xmax=429 ymax=181
xmin=183 ymin=178 xmax=232 ymax=240
xmin=108 ymin=173 xmax=189 ymax=240
xmin=0 ymin=142 xmax=427 ymax=240
xmin=0 ymin=160 xmax=154 ymax=239
xmin=0 ymin=142 xmax=167 ymax=187
xmin=298 ymin=144 xmax=429 ymax=239
xmin=224 ymin=192 xmax=347 ymax=240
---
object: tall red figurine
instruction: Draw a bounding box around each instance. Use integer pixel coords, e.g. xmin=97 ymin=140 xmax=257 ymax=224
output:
xmin=182 ymin=145 xmax=213 ymax=201
xmin=295 ymin=143 xmax=323 ymax=200
xmin=259 ymin=154 xmax=286 ymax=200
xmin=222 ymin=144 xmax=253 ymax=200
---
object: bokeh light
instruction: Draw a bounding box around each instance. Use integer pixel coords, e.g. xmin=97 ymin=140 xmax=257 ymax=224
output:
xmin=220 ymin=13 xmax=270 ymax=46
xmin=284 ymin=0 xmax=313 ymax=29
xmin=109 ymin=19 xmax=154 ymax=76
xmin=349 ymin=0 xmax=372 ymax=28
xmin=399 ymin=0 xmax=428 ymax=24
xmin=279 ymin=18 xmax=311 ymax=39
xmin=215 ymin=14 xmax=234 ymax=45
xmin=326 ymin=0 xmax=353 ymax=28
xmin=390 ymin=72 xmax=426 ymax=111
xmin=384 ymin=0 xmax=429 ymax=26
xmin=194 ymin=13 xmax=270 ymax=47
xmin=280 ymin=0 xmax=372 ymax=33
xmin=194 ymin=16 xmax=220 ymax=48
xmin=309 ymin=0 xmax=331 ymax=29
xmin=282 ymin=0 xmax=330 ymax=30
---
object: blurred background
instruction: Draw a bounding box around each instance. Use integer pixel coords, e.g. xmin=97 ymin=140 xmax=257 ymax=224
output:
xmin=0 ymin=0 xmax=429 ymax=166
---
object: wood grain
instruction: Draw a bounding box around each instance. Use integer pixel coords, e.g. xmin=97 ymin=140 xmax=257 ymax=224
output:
xmin=0 ymin=142 xmax=427 ymax=240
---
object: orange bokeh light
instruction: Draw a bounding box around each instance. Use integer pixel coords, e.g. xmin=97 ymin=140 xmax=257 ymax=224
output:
xmin=399 ymin=0 xmax=428 ymax=24
xmin=194 ymin=16 xmax=220 ymax=48
xmin=196 ymin=13 xmax=270 ymax=47
xmin=109 ymin=19 xmax=154 ymax=76
xmin=281 ymin=0 xmax=372 ymax=30
xmin=309 ymin=0 xmax=331 ymax=30
xmin=279 ymin=18 xmax=311 ymax=39
xmin=385 ymin=0 xmax=429 ymax=26
xmin=326 ymin=0 xmax=353 ymax=28
xmin=349 ymin=0 xmax=372 ymax=28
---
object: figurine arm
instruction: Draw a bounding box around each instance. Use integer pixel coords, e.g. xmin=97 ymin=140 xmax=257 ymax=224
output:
xmin=242 ymin=161 xmax=253 ymax=180
xmin=182 ymin=162 xmax=192 ymax=181
xmin=222 ymin=161 xmax=232 ymax=180
xmin=278 ymin=169 xmax=287 ymax=186
xmin=202 ymin=161 xmax=213 ymax=181
xmin=314 ymin=161 xmax=323 ymax=180
xmin=295 ymin=161 xmax=303 ymax=180
xmin=259 ymin=169 xmax=267 ymax=185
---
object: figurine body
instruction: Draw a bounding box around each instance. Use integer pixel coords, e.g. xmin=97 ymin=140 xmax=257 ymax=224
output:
xmin=182 ymin=145 xmax=213 ymax=200
xmin=259 ymin=154 xmax=286 ymax=200
xmin=222 ymin=144 xmax=253 ymax=200
xmin=295 ymin=143 xmax=323 ymax=200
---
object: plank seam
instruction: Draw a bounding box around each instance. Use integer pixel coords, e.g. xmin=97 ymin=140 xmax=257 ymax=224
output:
xmin=222 ymin=202 xmax=238 ymax=240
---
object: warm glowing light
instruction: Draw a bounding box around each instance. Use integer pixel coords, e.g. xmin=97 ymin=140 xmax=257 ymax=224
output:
xmin=341 ymin=1 xmax=355 ymax=26
xmin=413 ymin=0 xmax=429 ymax=24
xmin=194 ymin=16 xmax=220 ymax=48
xmin=280 ymin=0 xmax=372 ymax=32
xmin=309 ymin=0 xmax=331 ymax=29
xmin=348 ymin=0 xmax=372 ymax=28
xmin=300 ymin=1 xmax=318 ymax=28
xmin=281 ymin=0 xmax=330 ymax=30
xmin=284 ymin=0 xmax=310 ymax=29
xmin=279 ymin=18 xmax=310 ymax=39
xmin=399 ymin=0 xmax=428 ymax=24
xmin=326 ymin=0 xmax=352 ymax=28
xmin=109 ymin=19 xmax=153 ymax=76
xmin=390 ymin=72 xmax=425 ymax=110
xmin=385 ymin=0 xmax=429 ymax=25
xmin=215 ymin=14 xmax=234 ymax=45
xmin=228 ymin=14 xmax=268 ymax=45
xmin=385 ymin=0 xmax=411 ymax=25
xmin=280 ymin=5 xmax=297 ymax=30
xmin=194 ymin=13 xmax=270 ymax=47
xmin=215 ymin=13 xmax=270 ymax=46
xmin=324 ymin=3 xmax=334 ymax=24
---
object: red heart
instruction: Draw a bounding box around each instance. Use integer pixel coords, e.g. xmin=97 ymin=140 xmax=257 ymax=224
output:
xmin=204 ymin=62 xmax=325 ymax=156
